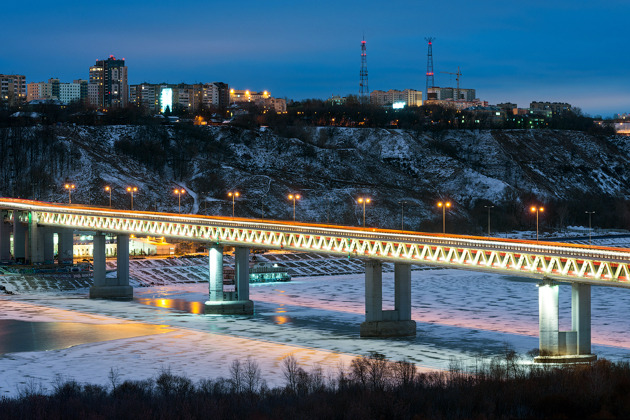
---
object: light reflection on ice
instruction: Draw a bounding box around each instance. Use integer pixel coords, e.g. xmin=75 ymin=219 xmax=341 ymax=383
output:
xmin=1 ymin=267 xmax=629 ymax=398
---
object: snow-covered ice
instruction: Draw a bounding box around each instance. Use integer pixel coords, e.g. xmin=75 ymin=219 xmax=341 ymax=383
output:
xmin=1 ymin=267 xmax=630 ymax=397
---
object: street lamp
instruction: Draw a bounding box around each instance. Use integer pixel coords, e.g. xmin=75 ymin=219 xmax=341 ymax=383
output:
xmin=288 ymin=194 xmax=301 ymax=221
xmin=530 ymin=205 xmax=544 ymax=241
xmin=259 ymin=194 xmax=266 ymax=220
xmin=174 ymin=188 xmax=186 ymax=213
xmin=484 ymin=205 xmax=495 ymax=236
xmin=357 ymin=197 xmax=371 ymax=228
xmin=104 ymin=186 xmax=112 ymax=208
xmin=585 ymin=211 xmax=595 ymax=246
xmin=437 ymin=201 xmax=452 ymax=233
xmin=126 ymin=186 xmax=138 ymax=210
xmin=398 ymin=200 xmax=407 ymax=230
xmin=228 ymin=191 xmax=240 ymax=217
xmin=64 ymin=183 xmax=75 ymax=204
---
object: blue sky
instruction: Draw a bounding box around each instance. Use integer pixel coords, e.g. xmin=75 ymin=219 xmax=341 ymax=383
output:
xmin=2 ymin=0 xmax=628 ymax=116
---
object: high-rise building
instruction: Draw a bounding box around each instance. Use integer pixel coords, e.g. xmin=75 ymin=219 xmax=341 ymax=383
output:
xmin=0 ymin=74 xmax=27 ymax=106
xmin=370 ymin=89 xmax=423 ymax=107
xmin=427 ymin=87 xmax=476 ymax=102
xmin=27 ymin=82 xmax=53 ymax=101
xmin=529 ymin=101 xmax=572 ymax=116
xmin=129 ymin=82 xmax=229 ymax=113
xmin=27 ymin=78 xmax=87 ymax=104
xmin=89 ymin=56 xmax=128 ymax=108
xmin=229 ymin=88 xmax=286 ymax=112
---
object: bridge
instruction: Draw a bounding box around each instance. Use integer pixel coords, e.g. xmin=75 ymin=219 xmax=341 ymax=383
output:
xmin=2 ymin=198 xmax=630 ymax=362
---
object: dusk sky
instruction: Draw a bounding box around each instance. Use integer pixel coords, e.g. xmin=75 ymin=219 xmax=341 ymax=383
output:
xmin=3 ymin=0 xmax=629 ymax=116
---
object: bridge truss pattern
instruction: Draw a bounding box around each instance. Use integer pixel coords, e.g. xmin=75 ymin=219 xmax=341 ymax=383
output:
xmin=3 ymin=200 xmax=630 ymax=288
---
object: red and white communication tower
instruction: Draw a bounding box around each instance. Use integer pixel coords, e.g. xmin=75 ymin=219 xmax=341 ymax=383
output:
xmin=360 ymin=37 xmax=369 ymax=100
xmin=425 ymin=37 xmax=435 ymax=102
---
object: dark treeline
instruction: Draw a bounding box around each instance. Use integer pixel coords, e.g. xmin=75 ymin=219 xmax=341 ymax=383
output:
xmin=0 ymin=97 xmax=615 ymax=135
xmin=2 ymin=353 xmax=630 ymax=419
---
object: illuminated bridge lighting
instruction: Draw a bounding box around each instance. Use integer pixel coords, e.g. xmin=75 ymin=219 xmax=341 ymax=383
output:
xmin=2 ymin=199 xmax=630 ymax=287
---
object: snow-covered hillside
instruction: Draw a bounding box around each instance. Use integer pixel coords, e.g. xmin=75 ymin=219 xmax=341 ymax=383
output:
xmin=1 ymin=126 xmax=629 ymax=232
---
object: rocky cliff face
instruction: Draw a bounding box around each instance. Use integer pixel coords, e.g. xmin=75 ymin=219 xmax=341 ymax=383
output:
xmin=1 ymin=125 xmax=629 ymax=233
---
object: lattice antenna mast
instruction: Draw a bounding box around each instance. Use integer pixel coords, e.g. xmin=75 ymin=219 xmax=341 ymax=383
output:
xmin=425 ymin=37 xmax=435 ymax=102
xmin=359 ymin=36 xmax=369 ymax=101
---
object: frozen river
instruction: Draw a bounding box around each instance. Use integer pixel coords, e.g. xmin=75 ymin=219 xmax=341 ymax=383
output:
xmin=1 ymin=268 xmax=630 ymax=397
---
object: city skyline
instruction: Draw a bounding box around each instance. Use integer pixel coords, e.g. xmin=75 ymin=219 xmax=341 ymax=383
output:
xmin=2 ymin=0 xmax=629 ymax=116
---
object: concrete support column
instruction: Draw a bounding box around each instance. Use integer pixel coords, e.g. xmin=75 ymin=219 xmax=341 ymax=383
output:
xmin=535 ymin=279 xmax=596 ymax=363
xmin=27 ymin=213 xmax=43 ymax=264
xmin=116 ymin=234 xmax=130 ymax=287
xmin=394 ymin=263 xmax=412 ymax=321
xmin=42 ymin=228 xmax=55 ymax=264
xmin=92 ymin=232 xmax=106 ymax=287
xmin=13 ymin=213 xmax=26 ymax=263
xmin=572 ymin=283 xmax=592 ymax=355
xmin=0 ymin=211 xmax=11 ymax=262
xmin=57 ymin=229 xmax=74 ymax=265
xmin=204 ymin=244 xmax=254 ymax=315
xmin=89 ymin=233 xmax=132 ymax=299
xmin=360 ymin=260 xmax=416 ymax=337
xmin=234 ymin=246 xmax=250 ymax=301
xmin=538 ymin=279 xmax=559 ymax=356
xmin=208 ymin=244 xmax=224 ymax=302
xmin=364 ymin=260 xmax=383 ymax=322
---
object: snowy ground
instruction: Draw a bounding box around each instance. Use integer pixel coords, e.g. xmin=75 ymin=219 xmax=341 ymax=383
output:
xmin=1 ymin=263 xmax=630 ymax=397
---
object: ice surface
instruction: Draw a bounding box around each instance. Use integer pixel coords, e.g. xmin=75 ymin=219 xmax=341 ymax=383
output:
xmin=1 ymin=267 xmax=629 ymax=397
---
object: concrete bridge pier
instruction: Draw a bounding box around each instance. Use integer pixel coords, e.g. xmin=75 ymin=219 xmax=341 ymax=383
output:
xmin=89 ymin=233 xmax=133 ymax=299
xmin=56 ymin=228 xmax=74 ymax=265
xmin=360 ymin=261 xmax=416 ymax=337
xmin=204 ymin=244 xmax=254 ymax=315
xmin=12 ymin=212 xmax=27 ymax=263
xmin=535 ymin=278 xmax=596 ymax=363
xmin=0 ymin=211 xmax=11 ymax=261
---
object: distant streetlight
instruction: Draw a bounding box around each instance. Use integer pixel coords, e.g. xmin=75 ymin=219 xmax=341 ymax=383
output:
xmin=484 ymin=205 xmax=495 ymax=236
xmin=64 ymin=183 xmax=75 ymax=204
xmin=174 ymin=188 xmax=186 ymax=213
xmin=437 ymin=201 xmax=452 ymax=233
xmin=228 ymin=191 xmax=240 ymax=217
xmin=357 ymin=197 xmax=371 ymax=228
xmin=259 ymin=194 xmax=266 ymax=220
xmin=126 ymin=186 xmax=138 ymax=210
xmin=104 ymin=186 xmax=112 ymax=208
xmin=288 ymin=194 xmax=301 ymax=221
xmin=585 ymin=211 xmax=595 ymax=246
xmin=530 ymin=205 xmax=544 ymax=241
xmin=398 ymin=200 xmax=407 ymax=230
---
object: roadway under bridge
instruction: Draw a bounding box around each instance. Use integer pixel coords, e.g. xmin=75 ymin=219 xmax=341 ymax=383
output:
xmin=2 ymin=198 xmax=630 ymax=362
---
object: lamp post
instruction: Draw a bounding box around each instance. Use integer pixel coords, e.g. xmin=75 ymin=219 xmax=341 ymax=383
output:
xmin=260 ymin=194 xmax=266 ymax=220
xmin=484 ymin=205 xmax=495 ymax=236
xmin=64 ymin=183 xmax=75 ymax=204
xmin=174 ymin=188 xmax=186 ymax=213
xmin=126 ymin=186 xmax=138 ymax=210
xmin=398 ymin=200 xmax=407 ymax=230
xmin=585 ymin=211 xmax=595 ymax=245
xmin=288 ymin=194 xmax=301 ymax=221
xmin=530 ymin=205 xmax=544 ymax=241
xmin=228 ymin=191 xmax=239 ymax=217
xmin=104 ymin=186 xmax=112 ymax=208
xmin=437 ymin=201 xmax=451 ymax=233
xmin=357 ymin=197 xmax=371 ymax=228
